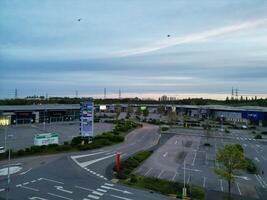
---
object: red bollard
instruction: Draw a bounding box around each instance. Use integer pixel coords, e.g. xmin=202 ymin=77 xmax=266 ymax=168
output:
xmin=116 ymin=152 xmax=120 ymax=172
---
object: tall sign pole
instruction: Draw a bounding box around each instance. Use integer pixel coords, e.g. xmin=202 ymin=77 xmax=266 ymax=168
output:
xmin=80 ymin=98 xmax=94 ymax=140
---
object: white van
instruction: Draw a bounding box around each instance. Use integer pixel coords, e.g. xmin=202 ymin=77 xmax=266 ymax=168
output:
xmin=0 ymin=146 xmax=5 ymax=154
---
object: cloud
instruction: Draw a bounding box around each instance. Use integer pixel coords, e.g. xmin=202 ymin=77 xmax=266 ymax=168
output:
xmin=113 ymin=18 xmax=267 ymax=57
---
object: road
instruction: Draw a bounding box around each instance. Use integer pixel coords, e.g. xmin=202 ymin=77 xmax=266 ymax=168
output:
xmin=0 ymin=124 xmax=171 ymax=200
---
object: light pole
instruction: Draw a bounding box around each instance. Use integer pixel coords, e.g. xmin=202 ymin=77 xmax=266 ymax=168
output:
xmin=220 ymin=115 xmax=224 ymax=132
xmin=182 ymin=160 xmax=187 ymax=198
xmin=0 ymin=118 xmax=11 ymax=200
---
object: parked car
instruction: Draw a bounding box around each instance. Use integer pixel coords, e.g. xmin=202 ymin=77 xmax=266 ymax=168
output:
xmin=0 ymin=146 xmax=6 ymax=154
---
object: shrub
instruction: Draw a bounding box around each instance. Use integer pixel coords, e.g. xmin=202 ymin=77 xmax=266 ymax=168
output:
xmin=204 ymin=143 xmax=211 ymax=147
xmin=246 ymin=158 xmax=257 ymax=173
xmin=235 ymin=144 xmax=244 ymax=153
xmin=16 ymin=149 xmax=26 ymax=156
xmin=255 ymin=134 xmax=262 ymax=139
xmin=190 ymin=187 xmax=205 ymax=200
xmin=71 ymin=136 xmax=83 ymax=146
xmin=224 ymin=129 xmax=230 ymax=133
xmin=161 ymin=126 xmax=169 ymax=131
xmin=116 ymin=151 xmax=153 ymax=180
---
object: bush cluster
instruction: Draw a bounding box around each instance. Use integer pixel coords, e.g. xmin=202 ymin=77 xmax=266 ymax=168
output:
xmin=245 ymin=158 xmax=257 ymax=173
xmin=116 ymin=151 xmax=152 ymax=179
xmin=254 ymin=134 xmax=262 ymax=139
xmin=126 ymin=175 xmax=204 ymax=199
xmin=161 ymin=126 xmax=169 ymax=131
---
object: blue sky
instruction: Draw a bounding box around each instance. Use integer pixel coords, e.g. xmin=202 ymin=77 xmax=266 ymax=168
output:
xmin=1 ymin=0 xmax=267 ymax=99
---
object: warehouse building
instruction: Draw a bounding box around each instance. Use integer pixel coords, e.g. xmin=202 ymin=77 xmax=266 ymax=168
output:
xmin=0 ymin=104 xmax=267 ymax=126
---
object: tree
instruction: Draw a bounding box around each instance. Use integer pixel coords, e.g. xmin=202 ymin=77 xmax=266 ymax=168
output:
xmin=157 ymin=105 xmax=165 ymax=115
xmin=167 ymin=111 xmax=177 ymax=125
xmin=115 ymin=104 xmax=121 ymax=119
xmin=126 ymin=104 xmax=133 ymax=119
xmin=142 ymin=108 xmax=149 ymax=117
xmin=215 ymin=144 xmax=247 ymax=200
xmin=203 ymin=120 xmax=212 ymax=142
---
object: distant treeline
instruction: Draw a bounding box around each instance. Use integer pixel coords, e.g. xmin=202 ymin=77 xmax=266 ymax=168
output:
xmin=1 ymin=97 xmax=267 ymax=107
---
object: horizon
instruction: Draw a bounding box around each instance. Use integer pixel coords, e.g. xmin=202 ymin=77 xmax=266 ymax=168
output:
xmin=1 ymin=0 xmax=267 ymax=99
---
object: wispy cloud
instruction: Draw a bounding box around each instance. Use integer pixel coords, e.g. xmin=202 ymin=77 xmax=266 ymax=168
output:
xmin=113 ymin=18 xmax=267 ymax=57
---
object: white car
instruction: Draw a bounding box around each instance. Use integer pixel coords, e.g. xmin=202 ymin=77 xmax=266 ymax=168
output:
xmin=0 ymin=146 xmax=6 ymax=154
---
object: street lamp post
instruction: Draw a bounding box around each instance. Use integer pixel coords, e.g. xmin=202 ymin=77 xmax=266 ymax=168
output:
xmin=0 ymin=118 xmax=11 ymax=200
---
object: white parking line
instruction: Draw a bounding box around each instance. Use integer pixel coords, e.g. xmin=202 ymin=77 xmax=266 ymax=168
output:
xmin=174 ymin=140 xmax=178 ymax=145
xmin=254 ymin=157 xmax=260 ymax=163
xmin=20 ymin=168 xmax=33 ymax=175
xmin=47 ymin=192 xmax=73 ymax=200
xmin=255 ymin=175 xmax=266 ymax=188
xmin=182 ymin=167 xmax=202 ymax=172
xmin=192 ymin=151 xmax=197 ymax=166
xmin=236 ymin=182 xmax=242 ymax=195
xmin=97 ymin=188 xmax=107 ymax=193
xmin=163 ymin=152 xmax=168 ymax=157
xmin=92 ymin=191 xmax=104 ymax=196
xmin=203 ymin=177 xmax=206 ymax=188
xmin=110 ymin=195 xmax=133 ymax=200
xmin=39 ymin=178 xmax=64 ymax=184
xmin=75 ymin=185 xmax=94 ymax=192
xmin=257 ymin=175 xmax=267 ymax=187
xmin=29 ymin=197 xmax=49 ymax=200
xmin=220 ymin=179 xmax=223 ymax=192
xmin=157 ymin=170 xmax=164 ymax=178
xmin=105 ymin=183 xmax=114 ymax=187
xmin=20 ymin=185 xmax=39 ymax=192
xmin=144 ymin=168 xmax=152 ymax=176
xmin=187 ymin=175 xmax=191 ymax=184
xmin=89 ymin=194 xmax=101 ymax=199
xmin=172 ymin=172 xmax=177 ymax=181
xmin=100 ymin=186 xmax=132 ymax=194
xmin=261 ymin=155 xmax=266 ymax=161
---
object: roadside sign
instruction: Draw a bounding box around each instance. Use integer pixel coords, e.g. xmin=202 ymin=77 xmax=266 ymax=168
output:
xmin=34 ymin=133 xmax=59 ymax=146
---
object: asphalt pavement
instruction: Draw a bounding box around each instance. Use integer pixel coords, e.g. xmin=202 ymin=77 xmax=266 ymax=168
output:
xmin=136 ymin=128 xmax=267 ymax=200
xmin=0 ymin=124 xmax=171 ymax=200
xmin=0 ymin=122 xmax=114 ymax=150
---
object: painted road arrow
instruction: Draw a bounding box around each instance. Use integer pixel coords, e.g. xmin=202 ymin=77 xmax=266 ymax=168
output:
xmin=55 ymin=186 xmax=73 ymax=194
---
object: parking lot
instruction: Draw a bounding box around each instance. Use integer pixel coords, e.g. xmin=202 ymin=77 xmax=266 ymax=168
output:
xmin=0 ymin=122 xmax=114 ymax=150
xmin=135 ymin=128 xmax=267 ymax=199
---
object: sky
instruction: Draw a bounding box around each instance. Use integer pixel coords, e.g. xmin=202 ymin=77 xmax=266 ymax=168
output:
xmin=1 ymin=0 xmax=267 ymax=100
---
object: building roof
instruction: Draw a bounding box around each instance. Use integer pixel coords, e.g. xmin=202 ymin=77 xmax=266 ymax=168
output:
xmin=0 ymin=104 xmax=80 ymax=111
xmin=0 ymin=104 xmax=266 ymax=112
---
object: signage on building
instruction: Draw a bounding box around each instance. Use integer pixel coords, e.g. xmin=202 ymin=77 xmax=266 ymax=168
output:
xmin=100 ymin=105 xmax=107 ymax=111
xmin=80 ymin=99 xmax=94 ymax=137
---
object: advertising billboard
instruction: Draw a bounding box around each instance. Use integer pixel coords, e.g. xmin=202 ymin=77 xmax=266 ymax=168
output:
xmin=100 ymin=105 xmax=107 ymax=111
xmin=80 ymin=99 xmax=94 ymax=137
xmin=34 ymin=133 xmax=59 ymax=146
xmin=140 ymin=106 xmax=147 ymax=111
